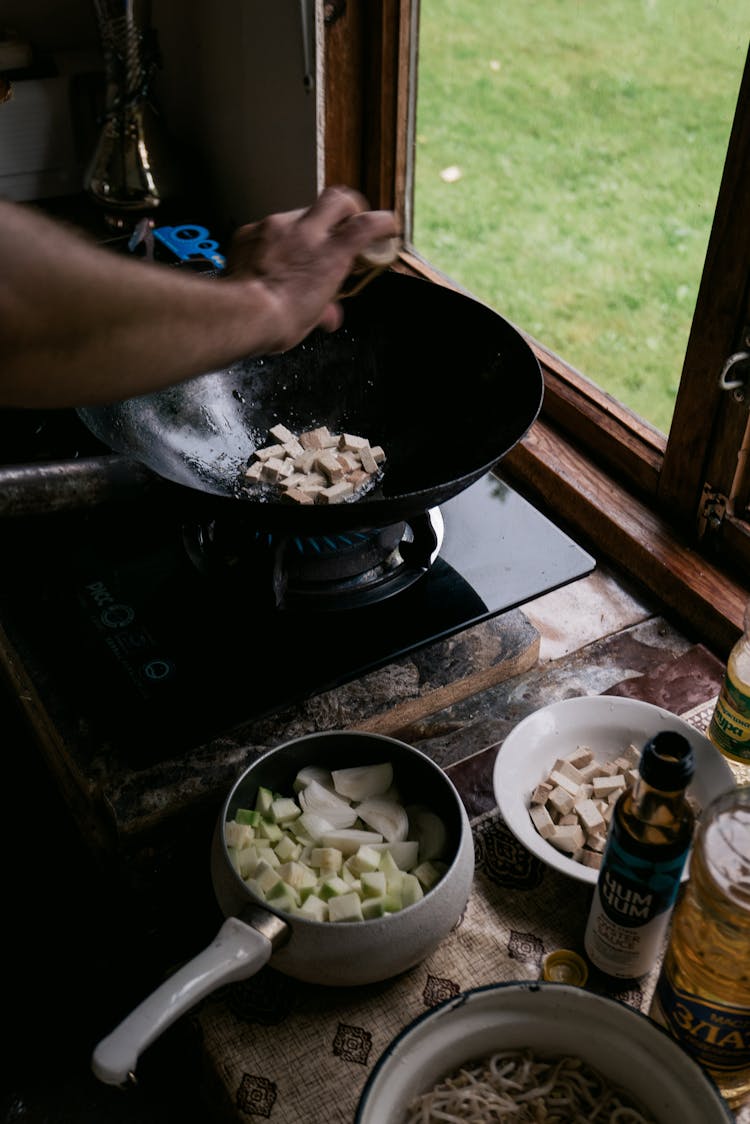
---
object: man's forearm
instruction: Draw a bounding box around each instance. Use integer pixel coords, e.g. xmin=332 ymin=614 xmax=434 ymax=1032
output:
xmin=0 ymin=201 xmax=281 ymax=407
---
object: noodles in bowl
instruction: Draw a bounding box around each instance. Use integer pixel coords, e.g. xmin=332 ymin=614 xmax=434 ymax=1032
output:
xmin=404 ymin=1049 xmax=655 ymax=1123
xmin=355 ymin=983 xmax=733 ymax=1124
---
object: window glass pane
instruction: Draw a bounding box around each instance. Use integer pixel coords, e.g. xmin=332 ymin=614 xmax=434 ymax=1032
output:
xmin=414 ymin=2 xmax=747 ymax=435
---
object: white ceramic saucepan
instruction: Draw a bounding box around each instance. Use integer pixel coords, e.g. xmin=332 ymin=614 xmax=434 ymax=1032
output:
xmin=91 ymin=730 xmax=475 ymax=1086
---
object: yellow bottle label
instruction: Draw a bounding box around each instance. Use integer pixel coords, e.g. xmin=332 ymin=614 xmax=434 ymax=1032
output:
xmin=708 ymin=675 xmax=750 ymax=763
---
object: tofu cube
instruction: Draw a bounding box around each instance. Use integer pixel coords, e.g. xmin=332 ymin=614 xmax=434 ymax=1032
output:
xmin=593 ymin=774 xmax=627 ymax=798
xmin=315 ymin=451 xmax=345 ymax=483
xmin=552 ymin=759 xmax=587 ymax=785
xmin=547 ymin=785 xmax=575 ymax=817
xmin=586 ymin=831 xmax=608 ymax=853
xmin=349 ymin=469 xmax=371 ymax=490
xmin=319 ymin=481 xmax=354 ymax=504
xmin=339 ymin=433 xmax=369 ymax=452
xmin=623 ymin=743 xmax=642 ymax=765
xmin=565 ymin=746 xmax=594 ymax=769
xmin=575 ymin=798 xmax=605 ymax=834
xmin=261 ymin=456 xmax=292 ymax=483
xmin=253 ymin=443 xmax=285 ymax=462
xmin=530 ymin=804 xmax=556 ymax=839
xmin=293 ymin=450 xmax=318 ymax=473
xmin=548 ymin=769 xmax=583 ymax=800
xmin=244 ymin=461 xmax=264 ymax=482
xmin=359 ymin=445 xmax=378 ymax=474
xmin=282 ymin=438 xmax=305 ymax=459
xmin=531 ymin=781 xmax=553 ymax=806
xmin=269 ymin=423 xmax=297 ymax=445
xmin=549 ymin=823 xmax=585 ymax=853
xmin=337 ymin=451 xmax=361 ymax=473
xmin=579 ymin=760 xmax=605 ymax=783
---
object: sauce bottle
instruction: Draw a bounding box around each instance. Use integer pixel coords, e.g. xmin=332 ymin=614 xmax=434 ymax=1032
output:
xmin=709 ymin=601 xmax=750 ymax=765
xmin=584 ymin=730 xmax=695 ymax=980
xmin=649 ymin=785 xmax=750 ymax=1110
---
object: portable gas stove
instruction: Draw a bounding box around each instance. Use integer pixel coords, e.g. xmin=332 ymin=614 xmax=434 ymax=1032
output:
xmin=0 ymin=404 xmax=594 ymax=768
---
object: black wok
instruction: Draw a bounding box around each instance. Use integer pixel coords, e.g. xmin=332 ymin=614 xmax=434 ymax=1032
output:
xmin=77 ymin=272 xmax=543 ymax=532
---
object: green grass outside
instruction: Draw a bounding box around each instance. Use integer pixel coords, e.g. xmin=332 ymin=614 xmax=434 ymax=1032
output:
xmin=414 ymin=1 xmax=748 ymax=434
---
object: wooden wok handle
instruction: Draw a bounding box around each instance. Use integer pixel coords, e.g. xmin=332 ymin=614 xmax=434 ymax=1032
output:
xmin=337 ymin=236 xmax=401 ymax=300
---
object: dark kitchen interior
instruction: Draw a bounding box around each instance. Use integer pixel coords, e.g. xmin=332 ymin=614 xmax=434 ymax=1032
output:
xmin=2 ymin=5 xmax=749 ymax=1124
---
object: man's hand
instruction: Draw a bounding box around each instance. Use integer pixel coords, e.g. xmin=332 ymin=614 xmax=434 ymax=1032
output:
xmin=225 ymin=186 xmax=400 ymax=351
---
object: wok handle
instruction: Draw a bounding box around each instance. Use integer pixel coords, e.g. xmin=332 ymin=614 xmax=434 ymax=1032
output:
xmin=91 ymin=915 xmax=273 ymax=1086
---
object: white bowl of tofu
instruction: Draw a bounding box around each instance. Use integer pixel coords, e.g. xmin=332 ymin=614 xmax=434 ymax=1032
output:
xmin=492 ymin=695 xmax=736 ymax=885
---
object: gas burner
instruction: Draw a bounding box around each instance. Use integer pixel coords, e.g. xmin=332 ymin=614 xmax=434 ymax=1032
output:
xmin=182 ymin=509 xmax=445 ymax=611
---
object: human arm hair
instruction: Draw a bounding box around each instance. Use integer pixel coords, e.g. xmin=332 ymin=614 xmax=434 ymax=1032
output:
xmin=0 ymin=187 xmax=398 ymax=408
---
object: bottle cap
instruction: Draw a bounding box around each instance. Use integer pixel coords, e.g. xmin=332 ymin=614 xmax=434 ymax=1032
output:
xmin=541 ymin=949 xmax=589 ymax=987
xmin=639 ymin=730 xmax=695 ymax=790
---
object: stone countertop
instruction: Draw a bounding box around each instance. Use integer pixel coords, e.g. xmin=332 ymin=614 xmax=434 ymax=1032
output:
xmin=3 ymin=564 xmax=743 ymax=1124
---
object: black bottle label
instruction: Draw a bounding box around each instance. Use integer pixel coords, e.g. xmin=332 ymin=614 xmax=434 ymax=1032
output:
xmin=584 ymin=829 xmax=689 ymax=977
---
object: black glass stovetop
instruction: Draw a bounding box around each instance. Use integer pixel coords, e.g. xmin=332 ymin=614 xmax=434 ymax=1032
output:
xmin=1 ymin=473 xmax=594 ymax=762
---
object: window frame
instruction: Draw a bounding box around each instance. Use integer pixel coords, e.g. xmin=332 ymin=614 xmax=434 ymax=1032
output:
xmin=323 ymin=0 xmax=750 ymax=655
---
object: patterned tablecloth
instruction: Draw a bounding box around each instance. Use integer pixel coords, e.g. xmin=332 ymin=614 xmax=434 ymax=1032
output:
xmin=191 ymin=694 xmax=748 ymax=1124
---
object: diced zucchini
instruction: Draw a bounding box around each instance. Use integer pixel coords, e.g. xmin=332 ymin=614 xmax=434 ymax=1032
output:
xmin=258 ymin=818 xmax=284 ymax=842
xmin=256 ymin=845 xmax=280 ymax=868
xmin=255 ymin=786 xmax=274 ymax=816
xmin=328 ymin=891 xmax=364 ymax=922
xmin=254 ymin=859 xmax=283 ymax=894
xmin=274 ymin=835 xmax=301 ymax=863
xmin=319 ymin=876 xmax=350 ymax=900
xmin=362 ymin=892 xmax=401 ymax=918
xmin=345 ymin=844 xmax=382 ymax=875
xmin=298 ymin=893 xmax=329 ymax=921
xmin=223 ymin=757 xmax=449 ymax=925
xmin=361 ymin=870 xmax=387 ymax=898
xmin=310 ymin=846 xmax=342 ymax=872
xmin=401 ymin=872 xmax=424 ymax=906
xmin=361 ymin=896 xmax=388 ymax=920
xmin=266 ymin=883 xmax=299 ymax=913
xmin=276 ymin=861 xmax=317 ymax=891
xmin=412 ymin=861 xmax=444 ymax=890
xmin=271 ymin=796 xmax=302 ymax=824
xmin=235 ymin=808 xmax=262 ymax=827
xmin=225 ymin=820 xmax=255 ymax=848
xmin=236 ymin=845 xmax=260 ymax=879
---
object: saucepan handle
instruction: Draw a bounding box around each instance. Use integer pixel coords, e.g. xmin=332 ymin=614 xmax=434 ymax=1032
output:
xmin=91 ymin=915 xmax=273 ymax=1086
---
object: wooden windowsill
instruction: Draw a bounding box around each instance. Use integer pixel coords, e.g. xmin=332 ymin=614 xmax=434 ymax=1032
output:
xmin=395 ymin=248 xmax=749 ymax=656
xmin=502 ymin=418 xmax=747 ymax=658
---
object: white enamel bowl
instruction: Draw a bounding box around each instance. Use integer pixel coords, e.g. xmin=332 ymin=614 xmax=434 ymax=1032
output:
xmin=492 ymin=695 xmax=736 ymax=885
xmin=355 ymin=982 xmax=733 ymax=1123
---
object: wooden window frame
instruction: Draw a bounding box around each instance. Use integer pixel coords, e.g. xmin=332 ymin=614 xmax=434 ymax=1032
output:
xmin=324 ymin=1 xmax=750 ymax=655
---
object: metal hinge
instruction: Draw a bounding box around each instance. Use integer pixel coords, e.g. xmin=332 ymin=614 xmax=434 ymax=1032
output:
xmin=699 ymin=483 xmax=727 ymax=539
xmin=719 ymin=349 xmax=750 ymax=404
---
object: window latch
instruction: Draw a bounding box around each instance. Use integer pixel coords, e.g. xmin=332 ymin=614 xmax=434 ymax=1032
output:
xmin=699 ymin=483 xmax=727 ymax=539
xmin=719 ymin=350 xmax=750 ymax=404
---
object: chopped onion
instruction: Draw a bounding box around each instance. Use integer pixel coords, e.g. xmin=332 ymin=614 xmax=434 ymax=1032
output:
xmin=298 ymin=779 xmax=358 ymax=828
